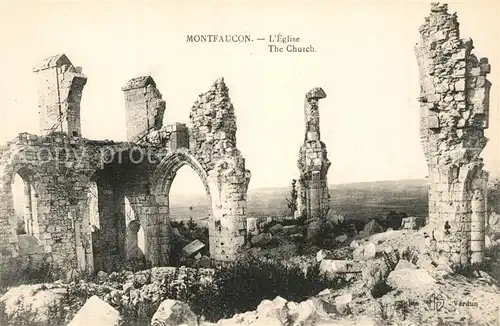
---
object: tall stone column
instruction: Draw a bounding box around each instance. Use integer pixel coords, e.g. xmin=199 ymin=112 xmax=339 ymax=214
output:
xmin=297 ymin=88 xmax=331 ymax=220
xmin=415 ymin=3 xmax=491 ymax=267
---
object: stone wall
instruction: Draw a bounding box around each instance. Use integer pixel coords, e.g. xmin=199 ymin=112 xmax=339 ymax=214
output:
xmin=0 ymin=55 xmax=251 ymax=273
xmin=415 ymin=3 xmax=491 ymax=266
xmin=296 ymin=88 xmax=331 ymax=220
xmin=0 ymin=132 xmax=167 ymax=273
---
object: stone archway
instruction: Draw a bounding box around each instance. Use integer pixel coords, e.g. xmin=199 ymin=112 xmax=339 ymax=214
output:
xmin=151 ymin=149 xmax=214 ymax=259
xmin=151 ymin=145 xmax=250 ymax=262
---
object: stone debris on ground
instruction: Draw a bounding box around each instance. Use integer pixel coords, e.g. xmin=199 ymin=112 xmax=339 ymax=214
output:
xmin=150 ymin=299 xmax=198 ymax=326
xmin=251 ymin=233 xmax=273 ymax=247
xmin=319 ymin=259 xmax=355 ymax=277
xmin=68 ymin=295 xmax=122 ymax=326
xmin=361 ymin=220 xmax=384 ymax=237
xmin=335 ymin=234 xmax=348 ymax=244
xmin=246 ymin=217 xmax=259 ymax=236
xmin=269 ymin=224 xmax=284 ymax=235
xmin=0 ymin=284 xmax=68 ymax=325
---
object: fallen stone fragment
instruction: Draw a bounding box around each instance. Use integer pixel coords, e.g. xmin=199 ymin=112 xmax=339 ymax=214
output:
xmin=246 ymin=217 xmax=259 ymax=236
xmin=150 ymin=299 xmax=197 ymax=326
xmin=335 ymin=293 xmax=352 ymax=315
xmin=288 ymin=233 xmax=303 ymax=241
xmin=394 ymin=259 xmax=417 ymax=270
xmin=182 ymin=239 xmax=206 ymax=257
xmin=362 ymin=220 xmax=383 ymax=237
xmin=335 ymin=234 xmax=348 ymax=243
xmin=269 ymin=223 xmax=284 ymax=234
xmin=306 ymin=220 xmax=322 ymax=239
xmin=0 ymin=284 xmax=67 ymax=325
xmin=251 ymin=233 xmax=272 ymax=247
xmin=319 ymin=259 xmax=354 ymax=278
xmin=363 ymin=242 xmax=377 ymax=260
xmin=350 ymin=240 xmax=360 ymax=249
xmin=68 ymin=295 xmax=121 ymax=326
xmin=316 ymin=249 xmax=327 ymax=262
xmin=386 ymin=268 xmax=436 ymax=295
xmin=282 ymin=225 xmax=300 ymax=235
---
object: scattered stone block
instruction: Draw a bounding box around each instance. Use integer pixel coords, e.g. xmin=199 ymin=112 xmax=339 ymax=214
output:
xmin=395 ymin=259 xmax=417 ymax=270
xmin=363 ymin=242 xmax=377 ymax=260
xmin=282 ymin=225 xmax=299 ymax=235
xmin=335 ymin=293 xmax=352 ymax=315
xmin=269 ymin=224 xmax=284 ymax=235
xmin=386 ymin=268 xmax=436 ymax=295
xmin=246 ymin=217 xmax=259 ymax=236
xmin=485 ymin=235 xmax=492 ymax=249
xmin=68 ymin=296 xmax=121 ymax=326
xmin=251 ymin=233 xmax=272 ymax=247
xmin=150 ymin=299 xmax=197 ymax=326
xmin=362 ymin=220 xmax=383 ymax=237
xmin=350 ymin=240 xmax=360 ymax=249
xmin=307 ymin=220 xmax=322 ymax=239
xmin=319 ymin=260 xmax=354 ymax=277
xmin=335 ymin=234 xmax=348 ymax=243
xmin=182 ymin=239 xmax=206 ymax=257
xmin=288 ymin=233 xmax=303 ymax=241
xmin=316 ymin=249 xmax=327 ymax=262
xmin=0 ymin=284 xmax=67 ymax=325
xmin=317 ymin=289 xmax=331 ymax=297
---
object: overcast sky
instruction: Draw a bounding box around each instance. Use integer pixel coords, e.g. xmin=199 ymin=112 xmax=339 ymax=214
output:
xmin=1 ymin=0 xmax=499 ymax=196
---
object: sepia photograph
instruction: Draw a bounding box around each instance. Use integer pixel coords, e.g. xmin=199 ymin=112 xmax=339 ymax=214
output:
xmin=0 ymin=0 xmax=499 ymax=325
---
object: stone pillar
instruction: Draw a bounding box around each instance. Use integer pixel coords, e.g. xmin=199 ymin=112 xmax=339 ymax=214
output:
xmin=296 ymin=88 xmax=331 ymax=220
xmin=208 ymin=155 xmax=251 ymax=261
xmin=415 ymin=3 xmax=491 ymax=267
xmin=122 ymin=76 xmax=166 ymax=142
xmin=33 ymin=54 xmax=87 ymax=137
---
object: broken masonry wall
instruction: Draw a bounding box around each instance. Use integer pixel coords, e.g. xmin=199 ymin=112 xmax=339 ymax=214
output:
xmin=189 ymin=78 xmax=239 ymax=171
xmin=415 ymin=2 xmax=491 ymax=266
xmin=122 ymin=76 xmax=166 ymax=143
xmin=0 ymin=133 xmax=167 ymax=273
xmin=296 ymin=88 xmax=331 ymax=220
xmin=186 ymin=77 xmax=251 ymax=261
xmin=33 ymin=55 xmax=87 ymax=137
xmin=0 ymin=133 xmax=98 ymax=271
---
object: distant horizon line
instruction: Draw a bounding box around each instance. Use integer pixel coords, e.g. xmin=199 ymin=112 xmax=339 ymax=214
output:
xmin=245 ymin=177 xmax=429 ymax=191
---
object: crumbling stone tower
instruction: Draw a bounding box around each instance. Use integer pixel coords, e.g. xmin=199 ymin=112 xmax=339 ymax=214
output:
xmin=415 ymin=3 xmax=491 ymax=267
xmin=296 ymin=88 xmax=331 ymax=220
xmin=33 ymin=54 xmax=87 ymax=137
